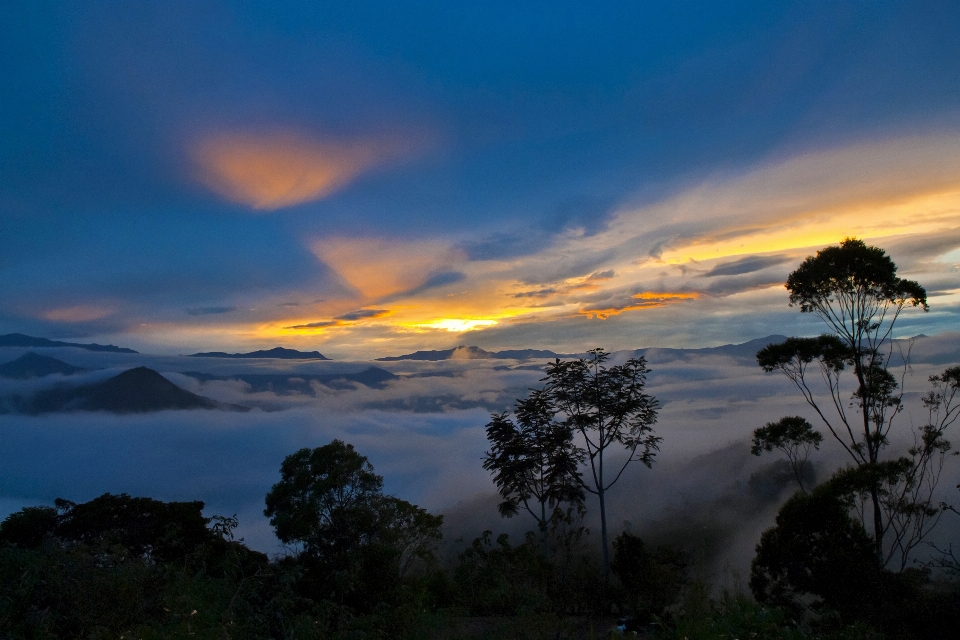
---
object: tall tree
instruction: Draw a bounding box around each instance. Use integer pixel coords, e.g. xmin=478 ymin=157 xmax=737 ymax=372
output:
xmin=751 ymin=416 xmax=823 ymax=493
xmin=483 ymin=388 xmax=584 ymax=552
xmin=264 ymin=440 xmax=443 ymax=603
xmin=545 ymin=349 xmax=660 ymax=577
xmin=755 ymin=238 xmax=949 ymax=567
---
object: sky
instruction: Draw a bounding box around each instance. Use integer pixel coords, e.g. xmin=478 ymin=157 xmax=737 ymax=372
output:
xmin=3 ymin=1 xmax=960 ymax=358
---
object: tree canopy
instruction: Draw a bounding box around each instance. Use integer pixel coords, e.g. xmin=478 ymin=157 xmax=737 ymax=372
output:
xmin=264 ymin=440 xmax=443 ymax=605
xmin=483 ymin=388 xmax=584 ymax=541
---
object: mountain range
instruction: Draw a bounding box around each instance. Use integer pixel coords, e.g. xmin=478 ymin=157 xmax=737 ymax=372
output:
xmin=0 ymin=333 xmax=138 ymax=353
xmin=188 ymin=347 xmax=329 ymax=360
xmin=376 ymin=345 xmax=568 ymax=361
xmin=182 ymin=366 xmax=396 ymax=394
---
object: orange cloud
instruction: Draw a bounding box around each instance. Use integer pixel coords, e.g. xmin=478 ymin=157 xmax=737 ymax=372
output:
xmin=191 ymin=131 xmax=392 ymax=209
xmin=312 ymin=237 xmax=463 ymax=300
xmin=579 ymin=292 xmax=699 ymax=319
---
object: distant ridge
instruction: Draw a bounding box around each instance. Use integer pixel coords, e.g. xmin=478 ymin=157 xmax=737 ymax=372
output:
xmin=0 ymin=352 xmax=87 ymax=379
xmin=22 ymin=367 xmax=247 ymax=414
xmin=377 ymin=345 xmax=568 ymax=361
xmin=633 ymin=335 xmax=790 ymax=362
xmin=183 ymin=366 xmax=396 ymax=393
xmin=0 ymin=333 xmax=137 ymax=353
xmin=189 ymin=347 xmax=329 ymax=360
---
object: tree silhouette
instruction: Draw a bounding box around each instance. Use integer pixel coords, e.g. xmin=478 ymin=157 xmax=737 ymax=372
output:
xmin=264 ymin=440 xmax=443 ymax=605
xmin=544 ymin=349 xmax=660 ymax=578
xmin=755 ymin=238 xmax=957 ymax=568
xmin=751 ymin=416 xmax=823 ymax=493
xmin=483 ymin=388 xmax=584 ymax=551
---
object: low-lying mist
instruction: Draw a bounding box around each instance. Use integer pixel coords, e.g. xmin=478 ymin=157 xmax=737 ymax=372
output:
xmin=1 ymin=333 xmax=958 ymax=579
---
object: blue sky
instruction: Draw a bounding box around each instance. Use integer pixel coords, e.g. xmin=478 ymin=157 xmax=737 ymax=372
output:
xmin=3 ymin=1 xmax=959 ymax=357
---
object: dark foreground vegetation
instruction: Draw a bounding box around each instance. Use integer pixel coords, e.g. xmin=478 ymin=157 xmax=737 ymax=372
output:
xmin=2 ymin=239 xmax=959 ymax=639
xmin=2 ymin=479 xmax=958 ymax=639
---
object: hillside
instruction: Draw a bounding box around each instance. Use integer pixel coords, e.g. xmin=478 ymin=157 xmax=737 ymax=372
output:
xmin=24 ymin=367 xmax=246 ymax=414
xmin=0 ymin=352 xmax=87 ymax=379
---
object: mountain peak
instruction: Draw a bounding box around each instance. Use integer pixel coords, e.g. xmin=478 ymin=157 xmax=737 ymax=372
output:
xmin=22 ymin=366 xmax=246 ymax=414
xmin=0 ymin=352 xmax=87 ymax=379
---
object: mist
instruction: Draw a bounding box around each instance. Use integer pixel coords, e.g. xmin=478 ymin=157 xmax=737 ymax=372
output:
xmin=1 ymin=333 xmax=958 ymax=579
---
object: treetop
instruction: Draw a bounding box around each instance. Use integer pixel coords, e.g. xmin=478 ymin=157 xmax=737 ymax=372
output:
xmin=786 ymin=238 xmax=928 ymax=312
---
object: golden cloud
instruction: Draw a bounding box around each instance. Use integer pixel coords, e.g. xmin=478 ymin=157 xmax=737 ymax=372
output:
xmin=312 ymin=237 xmax=464 ymax=300
xmin=191 ymin=131 xmax=391 ymax=210
xmin=579 ymin=292 xmax=699 ymax=319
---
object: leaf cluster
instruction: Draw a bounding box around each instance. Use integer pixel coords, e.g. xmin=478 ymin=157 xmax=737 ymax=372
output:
xmin=483 ymin=389 xmax=584 ymax=524
xmin=786 ymin=238 xmax=927 ymax=313
xmin=544 ymin=350 xmax=661 ymax=469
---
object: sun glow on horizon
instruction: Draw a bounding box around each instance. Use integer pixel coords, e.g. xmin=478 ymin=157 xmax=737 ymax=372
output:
xmin=414 ymin=318 xmax=499 ymax=332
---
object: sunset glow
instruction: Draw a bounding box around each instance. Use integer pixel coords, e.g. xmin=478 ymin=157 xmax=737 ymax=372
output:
xmin=191 ymin=131 xmax=387 ymax=210
xmin=2 ymin=3 xmax=958 ymax=359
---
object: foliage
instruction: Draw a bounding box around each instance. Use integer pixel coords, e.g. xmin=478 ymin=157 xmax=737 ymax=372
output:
xmin=543 ymin=348 xmax=661 ymax=575
xmin=0 ymin=505 xmax=58 ymax=547
xmin=751 ymin=478 xmax=960 ymax=639
xmin=483 ymin=388 xmax=585 ymax=542
xmin=755 ymin=238 xmax=954 ymax=568
xmin=452 ymin=526 xmax=608 ymax=619
xmin=611 ymin=531 xmax=688 ymax=623
xmin=654 ymin=590 xmax=884 ymax=640
xmin=750 ymin=482 xmax=881 ymax=619
xmin=264 ymin=440 xmax=443 ymax=609
xmin=785 ymin=238 xmax=927 ymax=316
xmin=752 ymin=416 xmax=823 ymax=493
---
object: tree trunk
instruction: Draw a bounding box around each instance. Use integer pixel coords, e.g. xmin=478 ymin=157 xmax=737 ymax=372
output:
xmin=540 ymin=499 xmax=549 ymax=557
xmin=598 ymin=486 xmax=610 ymax=580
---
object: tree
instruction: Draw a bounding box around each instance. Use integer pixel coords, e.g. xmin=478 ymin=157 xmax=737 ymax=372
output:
xmin=544 ymin=349 xmax=660 ymax=578
xmin=611 ymin=532 xmax=688 ymax=623
xmin=264 ymin=440 xmax=443 ymax=604
xmin=751 ymin=416 xmax=823 ymax=493
xmin=750 ymin=480 xmax=884 ymax=620
xmin=751 ymin=475 xmax=960 ymax=639
xmin=53 ymin=493 xmax=212 ymax=562
xmin=483 ymin=388 xmax=584 ymax=551
xmin=755 ymin=238 xmax=954 ymax=569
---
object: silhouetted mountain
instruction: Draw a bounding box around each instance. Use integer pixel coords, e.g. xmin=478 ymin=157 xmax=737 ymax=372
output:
xmin=633 ymin=335 xmax=790 ymax=363
xmin=0 ymin=352 xmax=87 ymax=379
xmin=24 ymin=367 xmax=247 ymax=414
xmin=188 ymin=347 xmax=329 ymax=360
xmin=0 ymin=333 xmax=138 ymax=353
xmin=183 ymin=366 xmax=396 ymax=394
xmin=377 ymin=345 xmax=567 ymax=361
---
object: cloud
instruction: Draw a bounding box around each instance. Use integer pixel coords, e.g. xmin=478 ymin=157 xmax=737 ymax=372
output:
xmin=335 ymin=308 xmax=392 ymax=322
xmin=399 ymin=271 xmax=467 ymax=297
xmin=311 ymin=237 xmax=464 ymax=300
xmin=186 ymin=306 xmax=237 ymax=316
xmin=42 ymin=305 xmax=115 ymax=323
xmin=190 ymin=131 xmax=396 ymax=210
xmin=2 ymin=336 xmax=955 ymax=571
xmin=587 ymin=270 xmax=616 ymax=280
xmin=578 ymin=292 xmax=699 ymax=319
xmin=702 ymin=255 xmax=792 ymax=277
xmin=286 ymin=307 xmax=392 ymax=329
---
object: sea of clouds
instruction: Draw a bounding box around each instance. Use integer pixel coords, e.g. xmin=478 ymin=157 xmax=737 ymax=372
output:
xmin=1 ymin=333 xmax=959 ymax=580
